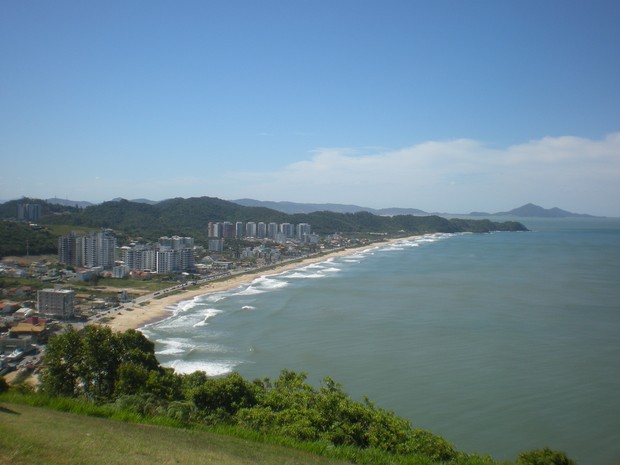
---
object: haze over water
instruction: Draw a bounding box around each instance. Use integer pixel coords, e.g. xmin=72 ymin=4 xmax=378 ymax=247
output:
xmin=143 ymin=218 xmax=620 ymax=464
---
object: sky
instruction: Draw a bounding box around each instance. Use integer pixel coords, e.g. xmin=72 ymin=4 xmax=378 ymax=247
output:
xmin=1 ymin=1 xmax=619 ymax=216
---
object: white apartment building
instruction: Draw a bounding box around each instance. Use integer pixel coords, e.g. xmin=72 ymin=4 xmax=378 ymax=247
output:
xmin=38 ymin=287 xmax=75 ymax=320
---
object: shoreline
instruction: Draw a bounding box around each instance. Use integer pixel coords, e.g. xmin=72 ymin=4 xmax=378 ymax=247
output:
xmin=103 ymin=236 xmax=419 ymax=333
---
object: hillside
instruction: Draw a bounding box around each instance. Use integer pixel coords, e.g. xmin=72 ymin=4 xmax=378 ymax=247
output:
xmin=38 ymin=197 xmax=527 ymax=239
xmin=0 ymin=222 xmax=58 ymax=257
xmin=0 ymin=402 xmax=348 ymax=465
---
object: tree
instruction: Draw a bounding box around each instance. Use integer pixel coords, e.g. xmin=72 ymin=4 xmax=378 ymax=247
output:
xmin=40 ymin=325 xmax=169 ymax=401
xmin=40 ymin=325 xmax=84 ymax=397
xmin=190 ymin=372 xmax=259 ymax=416
xmin=517 ymin=447 xmax=578 ymax=465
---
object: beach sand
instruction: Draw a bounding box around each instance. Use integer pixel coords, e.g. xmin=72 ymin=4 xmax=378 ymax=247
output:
xmin=104 ymin=237 xmax=417 ymax=333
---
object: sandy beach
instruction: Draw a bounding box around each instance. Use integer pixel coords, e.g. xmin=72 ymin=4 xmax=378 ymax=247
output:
xmin=104 ymin=237 xmax=417 ymax=333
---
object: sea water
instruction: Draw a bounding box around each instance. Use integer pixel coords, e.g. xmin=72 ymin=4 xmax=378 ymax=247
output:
xmin=142 ymin=218 xmax=620 ymax=464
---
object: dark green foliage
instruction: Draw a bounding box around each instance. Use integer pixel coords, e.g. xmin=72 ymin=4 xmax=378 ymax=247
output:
xmin=189 ymin=371 xmax=260 ymax=417
xmin=0 ymin=376 xmax=9 ymax=394
xmin=1 ymin=197 xmax=527 ymax=254
xmin=41 ymin=197 xmax=290 ymax=242
xmin=0 ymin=197 xmax=77 ymax=220
xmin=0 ymin=221 xmax=58 ymax=256
xmin=516 ymin=447 xmax=578 ymax=465
xmin=40 ymin=326 xmax=165 ymax=400
xmin=37 ymin=329 xmax=459 ymax=462
xmin=40 ymin=197 xmax=527 ymax=240
xmin=236 ymin=371 xmax=457 ymax=461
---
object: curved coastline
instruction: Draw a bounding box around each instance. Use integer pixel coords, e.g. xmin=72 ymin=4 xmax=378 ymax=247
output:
xmin=103 ymin=237 xmax=418 ymax=333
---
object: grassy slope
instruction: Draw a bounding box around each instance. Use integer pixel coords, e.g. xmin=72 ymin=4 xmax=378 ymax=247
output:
xmin=0 ymin=403 xmax=350 ymax=465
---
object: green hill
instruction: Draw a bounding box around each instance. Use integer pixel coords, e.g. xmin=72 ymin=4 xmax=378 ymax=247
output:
xmin=38 ymin=196 xmax=527 ymax=240
xmin=0 ymin=402 xmax=348 ymax=465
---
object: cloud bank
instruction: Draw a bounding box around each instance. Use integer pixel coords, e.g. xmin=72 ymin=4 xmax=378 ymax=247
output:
xmin=214 ymin=132 xmax=620 ymax=217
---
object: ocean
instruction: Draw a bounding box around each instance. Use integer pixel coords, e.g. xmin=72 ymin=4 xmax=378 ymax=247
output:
xmin=142 ymin=218 xmax=620 ymax=464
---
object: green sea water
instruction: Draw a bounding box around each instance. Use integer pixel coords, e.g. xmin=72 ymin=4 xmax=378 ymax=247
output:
xmin=144 ymin=218 xmax=620 ymax=464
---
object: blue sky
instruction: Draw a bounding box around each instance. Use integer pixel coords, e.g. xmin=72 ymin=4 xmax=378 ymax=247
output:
xmin=1 ymin=0 xmax=619 ymax=216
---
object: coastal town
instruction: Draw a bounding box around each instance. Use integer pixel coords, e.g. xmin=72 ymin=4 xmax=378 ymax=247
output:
xmin=0 ymin=211 xmax=375 ymax=386
xmin=1 ymin=198 xmax=524 ymax=387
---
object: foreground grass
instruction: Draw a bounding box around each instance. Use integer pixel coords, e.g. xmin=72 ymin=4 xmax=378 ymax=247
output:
xmin=0 ymin=402 xmax=352 ymax=465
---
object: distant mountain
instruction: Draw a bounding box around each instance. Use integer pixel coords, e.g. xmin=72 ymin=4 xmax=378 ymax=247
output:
xmin=110 ymin=197 xmax=160 ymax=205
xmin=232 ymin=199 xmax=428 ymax=216
xmin=46 ymin=197 xmax=94 ymax=208
xmin=490 ymin=203 xmax=597 ymax=218
xmin=35 ymin=196 xmax=527 ymax=241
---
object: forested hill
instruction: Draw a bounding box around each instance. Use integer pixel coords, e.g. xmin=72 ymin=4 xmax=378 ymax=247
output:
xmin=33 ymin=197 xmax=527 ymax=239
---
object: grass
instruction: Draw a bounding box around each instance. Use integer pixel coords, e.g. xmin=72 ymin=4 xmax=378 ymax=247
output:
xmin=0 ymin=402 xmax=352 ymax=465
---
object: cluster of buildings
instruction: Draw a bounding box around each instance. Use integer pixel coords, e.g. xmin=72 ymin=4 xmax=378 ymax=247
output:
xmin=207 ymin=221 xmax=316 ymax=252
xmin=58 ymin=230 xmax=117 ymax=270
xmin=17 ymin=203 xmax=42 ymax=222
xmin=117 ymin=236 xmax=195 ymax=277
xmin=58 ymin=231 xmax=196 ymax=277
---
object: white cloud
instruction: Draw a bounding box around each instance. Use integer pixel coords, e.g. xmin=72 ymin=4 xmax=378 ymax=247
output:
xmin=213 ymin=132 xmax=620 ymax=216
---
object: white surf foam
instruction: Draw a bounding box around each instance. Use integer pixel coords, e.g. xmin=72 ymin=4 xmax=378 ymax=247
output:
xmin=193 ymin=308 xmax=223 ymax=327
xmin=241 ymin=305 xmax=256 ymax=311
xmin=233 ymin=285 xmax=265 ymax=296
xmin=321 ymin=267 xmax=341 ymax=273
xmin=155 ymin=339 xmax=197 ymax=355
xmin=204 ymin=294 xmax=227 ymax=303
xmin=166 ymin=359 xmax=239 ymax=376
xmin=254 ymin=276 xmax=289 ymax=289
xmin=287 ymin=271 xmax=325 ymax=279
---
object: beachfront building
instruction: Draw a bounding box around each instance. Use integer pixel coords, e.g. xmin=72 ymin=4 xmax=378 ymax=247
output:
xmin=38 ymin=287 xmax=75 ymax=320
xmin=267 ymin=222 xmax=278 ymax=239
xmin=257 ymin=222 xmax=267 ymax=239
xmin=235 ymin=222 xmax=244 ymax=238
xmin=159 ymin=236 xmax=194 ymax=250
xmin=120 ymin=238 xmax=195 ymax=274
xmin=297 ymin=223 xmax=311 ymax=240
xmin=58 ymin=230 xmax=117 ymax=270
xmin=246 ymin=222 xmax=257 ymax=238
xmin=208 ymin=238 xmax=224 ymax=253
xmin=208 ymin=222 xmax=222 ymax=238
xmin=280 ymin=223 xmax=294 ymax=238
xmin=112 ymin=264 xmax=130 ymax=278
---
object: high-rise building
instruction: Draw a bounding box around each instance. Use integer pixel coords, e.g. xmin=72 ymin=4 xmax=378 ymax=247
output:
xmin=58 ymin=231 xmax=116 ymax=270
xmin=17 ymin=203 xmax=42 ymax=222
xmin=38 ymin=287 xmax=74 ymax=320
xmin=267 ymin=222 xmax=278 ymax=239
xmin=159 ymin=236 xmax=194 ymax=250
xmin=222 ymin=222 xmax=235 ymax=238
xmin=257 ymin=222 xmax=267 ymax=239
xmin=280 ymin=223 xmax=294 ymax=238
xmin=235 ymin=222 xmax=245 ymax=238
xmin=246 ymin=222 xmax=257 ymax=238
xmin=208 ymin=222 xmax=222 ymax=238
xmin=208 ymin=238 xmax=225 ymax=252
xmin=58 ymin=232 xmax=77 ymax=266
xmin=297 ymin=223 xmax=312 ymax=240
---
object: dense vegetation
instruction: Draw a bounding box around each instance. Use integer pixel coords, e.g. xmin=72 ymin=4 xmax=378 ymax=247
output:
xmin=1 ymin=197 xmax=528 ymax=248
xmin=0 ymin=197 xmax=78 ymax=220
xmin=38 ymin=197 xmax=527 ymax=239
xmin=2 ymin=325 xmax=575 ymax=465
xmin=0 ymin=221 xmax=58 ymax=257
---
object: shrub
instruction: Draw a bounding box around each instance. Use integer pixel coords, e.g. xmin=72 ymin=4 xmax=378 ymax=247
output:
xmin=517 ymin=447 xmax=578 ymax=465
xmin=0 ymin=376 xmax=9 ymax=394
